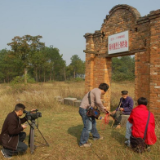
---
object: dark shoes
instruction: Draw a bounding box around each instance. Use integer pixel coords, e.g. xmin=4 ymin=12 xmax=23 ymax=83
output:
xmin=1 ymin=149 xmax=12 ymax=159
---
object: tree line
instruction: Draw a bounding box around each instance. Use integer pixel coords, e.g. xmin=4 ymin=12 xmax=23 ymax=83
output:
xmin=0 ymin=35 xmax=85 ymax=83
xmin=0 ymin=35 xmax=134 ymax=83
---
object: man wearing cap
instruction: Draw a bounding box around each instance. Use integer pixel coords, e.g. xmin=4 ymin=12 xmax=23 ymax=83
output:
xmin=110 ymin=90 xmax=134 ymax=128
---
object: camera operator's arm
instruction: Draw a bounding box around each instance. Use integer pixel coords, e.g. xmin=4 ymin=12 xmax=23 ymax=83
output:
xmin=8 ymin=118 xmax=23 ymax=135
xmin=20 ymin=117 xmax=27 ymax=124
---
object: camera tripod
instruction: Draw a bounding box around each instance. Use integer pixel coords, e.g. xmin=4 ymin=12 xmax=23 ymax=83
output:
xmin=27 ymin=119 xmax=49 ymax=154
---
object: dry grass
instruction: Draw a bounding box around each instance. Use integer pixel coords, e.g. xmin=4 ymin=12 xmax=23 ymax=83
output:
xmin=0 ymin=81 xmax=159 ymax=160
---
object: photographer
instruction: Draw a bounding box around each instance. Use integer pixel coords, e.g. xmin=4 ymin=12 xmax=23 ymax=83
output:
xmin=0 ymin=103 xmax=28 ymax=158
xmin=79 ymin=83 xmax=109 ymax=147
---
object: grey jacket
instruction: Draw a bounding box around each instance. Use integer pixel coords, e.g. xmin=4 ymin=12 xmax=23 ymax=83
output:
xmin=80 ymin=88 xmax=105 ymax=111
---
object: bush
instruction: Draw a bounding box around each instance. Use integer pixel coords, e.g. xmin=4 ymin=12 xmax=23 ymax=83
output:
xmin=11 ymin=75 xmax=35 ymax=84
xmin=11 ymin=76 xmax=23 ymax=84
xmin=65 ymin=77 xmax=84 ymax=82
xmin=75 ymin=77 xmax=84 ymax=82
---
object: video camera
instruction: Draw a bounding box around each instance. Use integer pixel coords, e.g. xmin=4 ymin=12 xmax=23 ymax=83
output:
xmin=23 ymin=109 xmax=42 ymax=121
xmin=23 ymin=109 xmax=48 ymax=154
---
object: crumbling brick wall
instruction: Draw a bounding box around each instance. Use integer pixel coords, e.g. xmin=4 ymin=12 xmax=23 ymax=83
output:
xmin=84 ymin=4 xmax=160 ymax=114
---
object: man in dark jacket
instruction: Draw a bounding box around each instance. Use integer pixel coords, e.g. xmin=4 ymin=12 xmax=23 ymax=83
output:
xmin=110 ymin=90 xmax=134 ymax=128
xmin=0 ymin=103 xmax=28 ymax=158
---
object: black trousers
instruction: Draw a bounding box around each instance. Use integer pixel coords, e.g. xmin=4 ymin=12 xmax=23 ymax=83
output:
xmin=4 ymin=132 xmax=28 ymax=156
xmin=112 ymin=111 xmax=124 ymax=125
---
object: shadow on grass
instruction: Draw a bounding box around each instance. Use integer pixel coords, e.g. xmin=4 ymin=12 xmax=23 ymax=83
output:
xmin=111 ymin=130 xmax=125 ymax=145
xmin=68 ymin=125 xmax=83 ymax=144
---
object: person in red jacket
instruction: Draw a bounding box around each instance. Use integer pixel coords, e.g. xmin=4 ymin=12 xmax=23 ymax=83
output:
xmin=125 ymin=97 xmax=157 ymax=149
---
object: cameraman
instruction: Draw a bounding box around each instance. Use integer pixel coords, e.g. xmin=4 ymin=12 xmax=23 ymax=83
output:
xmin=0 ymin=103 xmax=28 ymax=158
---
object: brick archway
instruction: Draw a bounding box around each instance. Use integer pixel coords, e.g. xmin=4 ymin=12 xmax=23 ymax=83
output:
xmin=84 ymin=4 xmax=160 ymax=115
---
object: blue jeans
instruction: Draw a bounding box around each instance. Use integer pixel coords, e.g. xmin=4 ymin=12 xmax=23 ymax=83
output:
xmin=79 ymin=107 xmax=100 ymax=146
xmin=125 ymin=121 xmax=132 ymax=146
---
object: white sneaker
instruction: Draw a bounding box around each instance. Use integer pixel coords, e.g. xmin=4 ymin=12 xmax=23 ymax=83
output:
xmin=80 ymin=143 xmax=91 ymax=147
xmin=1 ymin=149 xmax=12 ymax=159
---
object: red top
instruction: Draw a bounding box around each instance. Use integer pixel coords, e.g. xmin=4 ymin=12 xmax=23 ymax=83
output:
xmin=128 ymin=105 xmax=157 ymax=145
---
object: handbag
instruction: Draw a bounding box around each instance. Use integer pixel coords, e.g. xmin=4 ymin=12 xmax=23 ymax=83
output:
xmin=86 ymin=92 xmax=100 ymax=119
xmin=130 ymin=111 xmax=150 ymax=153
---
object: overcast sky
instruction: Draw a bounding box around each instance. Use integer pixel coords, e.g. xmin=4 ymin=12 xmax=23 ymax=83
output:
xmin=0 ymin=0 xmax=160 ymax=65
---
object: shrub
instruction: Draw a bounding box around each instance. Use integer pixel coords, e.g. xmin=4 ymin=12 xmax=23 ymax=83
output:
xmin=11 ymin=75 xmax=35 ymax=84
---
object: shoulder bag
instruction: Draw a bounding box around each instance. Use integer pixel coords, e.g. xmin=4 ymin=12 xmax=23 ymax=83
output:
xmin=86 ymin=92 xmax=100 ymax=119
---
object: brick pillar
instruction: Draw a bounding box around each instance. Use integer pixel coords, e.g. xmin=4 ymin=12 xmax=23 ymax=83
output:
xmin=85 ymin=53 xmax=94 ymax=93
xmin=92 ymin=56 xmax=111 ymax=110
xmin=84 ymin=34 xmax=95 ymax=93
xmin=135 ymin=51 xmax=150 ymax=106
xmin=149 ymin=16 xmax=160 ymax=114
xmin=103 ymin=57 xmax=112 ymax=111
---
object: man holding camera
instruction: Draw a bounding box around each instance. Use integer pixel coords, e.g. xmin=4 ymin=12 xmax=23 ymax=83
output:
xmin=0 ymin=103 xmax=28 ymax=159
xmin=79 ymin=83 xmax=109 ymax=147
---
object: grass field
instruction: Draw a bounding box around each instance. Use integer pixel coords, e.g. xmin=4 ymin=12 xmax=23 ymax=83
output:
xmin=0 ymin=81 xmax=159 ymax=160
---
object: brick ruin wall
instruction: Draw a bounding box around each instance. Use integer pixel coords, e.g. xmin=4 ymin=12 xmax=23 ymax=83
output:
xmin=84 ymin=5 xmax=160 ymax=115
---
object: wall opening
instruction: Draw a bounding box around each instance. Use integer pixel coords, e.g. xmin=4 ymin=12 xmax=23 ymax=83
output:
xmin=110 ymin=55 xmax=135 ymax=111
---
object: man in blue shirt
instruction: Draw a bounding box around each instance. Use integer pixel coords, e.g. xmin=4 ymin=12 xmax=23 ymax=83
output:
xmin=110 ymin=90 xmax=134 ymax=128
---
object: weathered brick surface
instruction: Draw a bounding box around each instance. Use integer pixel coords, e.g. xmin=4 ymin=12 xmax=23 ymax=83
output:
xmin=149 ymin=15 xmax=160 ymax=114
xmin=84 ymin=4 xmax=160 ymax=115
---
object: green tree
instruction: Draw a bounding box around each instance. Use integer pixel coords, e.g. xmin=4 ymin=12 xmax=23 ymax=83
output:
xmin=30 ymin=46 xmax=66 ymax=82
xmin=112 ymin=56 xmax=135 ymax=81
xmin=42 ymin=46 xmax=66 ymax=81
xmin=0 ymin=49 xmax=23 ymax=83
xmin=7 ymin=35 xmax=45 ymax=83
xmin=69 ymin=55 xmax=85 ymax=79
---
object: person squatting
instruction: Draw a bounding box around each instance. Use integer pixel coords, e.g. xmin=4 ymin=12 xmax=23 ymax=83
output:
xmin=0 ymin=103 xmax=35 ymax=159
xmin=79 ymin=83 xmax=157 ymax=152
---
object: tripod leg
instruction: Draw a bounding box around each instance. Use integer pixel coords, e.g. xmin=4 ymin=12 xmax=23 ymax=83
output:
xmin=27 ymin=120 xmax=49 ymax=153
xmin=30 ymin=122 xmax=35 ymax=154
xmin=37 ymin=127 xmax=49 ymax=146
